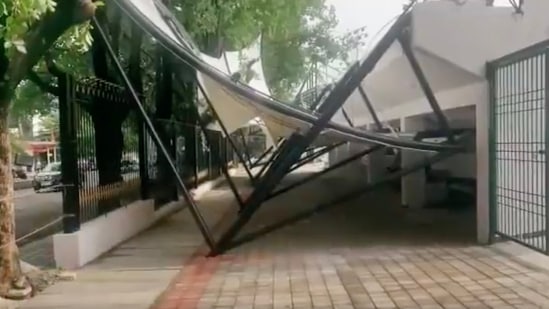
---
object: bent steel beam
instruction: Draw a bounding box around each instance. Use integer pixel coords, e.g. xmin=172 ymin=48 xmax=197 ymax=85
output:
xmin=91 ymin=17 xmax=217 ymax=251
xmin=211 ymin=9 xmax=414 ymax=255
xmin=398 ymin=34 xmax=454 ymax=143
xmin=227 ymin=137 xmax=469 ymax=251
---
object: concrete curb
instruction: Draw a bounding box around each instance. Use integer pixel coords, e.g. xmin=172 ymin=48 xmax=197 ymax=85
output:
xmin=14 ymin=180 xmax=33 ymax=191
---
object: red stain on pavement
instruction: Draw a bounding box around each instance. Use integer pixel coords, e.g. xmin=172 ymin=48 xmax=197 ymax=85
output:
xmin=151 ymin=188 xmax=252 ymax=309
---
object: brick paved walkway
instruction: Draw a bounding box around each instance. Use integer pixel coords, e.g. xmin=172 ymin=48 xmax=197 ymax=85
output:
xmin=152 ymin=167 xmax=549 ymax=309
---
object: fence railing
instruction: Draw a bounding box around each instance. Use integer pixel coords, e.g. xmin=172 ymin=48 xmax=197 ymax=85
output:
xmin=59 ymin=75 xmax=235 ymax=232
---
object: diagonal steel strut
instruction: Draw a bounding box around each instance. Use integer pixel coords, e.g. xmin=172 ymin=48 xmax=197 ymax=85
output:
xmin=398 ymin=34 xmax=455 ymax=143
xmin=91 ymin=17 xmax=217 ymax=250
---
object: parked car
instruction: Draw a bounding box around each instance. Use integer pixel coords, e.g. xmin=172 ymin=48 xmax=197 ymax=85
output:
xmin=32 ymin=162 xmax=62 ymax=192
xmin=12 ymin=165 xmax=27 ymax=179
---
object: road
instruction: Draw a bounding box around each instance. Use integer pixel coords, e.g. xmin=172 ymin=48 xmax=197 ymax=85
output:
xmin=14 ymin=189 xmax=62 ymax=245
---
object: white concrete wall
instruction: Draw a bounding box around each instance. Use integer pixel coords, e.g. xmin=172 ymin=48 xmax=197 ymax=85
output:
xmin=53 ymin=171 xmax=234 ymax=269
xmin=413 ymin=0 xmax=549 ymax=77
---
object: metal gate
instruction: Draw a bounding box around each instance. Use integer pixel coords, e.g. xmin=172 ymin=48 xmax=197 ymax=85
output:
xmin=488 ymin=42 xmax=549 ymax=254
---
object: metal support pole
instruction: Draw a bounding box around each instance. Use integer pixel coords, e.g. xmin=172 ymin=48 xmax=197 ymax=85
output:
xmin=211 ymin=10 xmax=414 ymax=256
xmin=255 ymin=139 xmax=286 ymax=180
xmin=289 ymin=142 xmax=345 ymax=173
xmin=341 ymin=107 xmax=355 ymax=127
xmin=228 ymin=140 xmax=467 ymax=251
xmin=398 ymin=35 xmax=454 ymax=143
xmin=92 ymin=17 xmax=216 ymax=251
xmin=251 ymin=145 xmax=274 ymax=168
xmin=269 ymin=145 xmax=382 ymax=200
xmin=192 ymin=101 xmax=245 ymax=210
xmin=358 ymin=86 xmax=383 ymax=131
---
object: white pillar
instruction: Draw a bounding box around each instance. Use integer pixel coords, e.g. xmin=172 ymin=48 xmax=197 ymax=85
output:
xmin=401 ymin=116 xmax=426 ymax=209
xmin=476 ymin=90 xmax=490 ymax=244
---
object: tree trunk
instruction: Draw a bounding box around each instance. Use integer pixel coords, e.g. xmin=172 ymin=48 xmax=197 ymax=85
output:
xmin=0 ymin=99 xmax=28 ymax=298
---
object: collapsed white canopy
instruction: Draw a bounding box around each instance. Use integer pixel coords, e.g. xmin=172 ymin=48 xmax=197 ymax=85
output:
xmin=112 ymin=0 xmax=467 ymax=152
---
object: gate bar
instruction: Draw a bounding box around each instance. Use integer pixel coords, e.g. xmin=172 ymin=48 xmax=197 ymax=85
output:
xmin=211 ymin=9 xmax=414 ymax=255
xmin=398 ymin=34 xmax=454 ymax=143
xmin=228 ymin=139 xmax=466 ymax=251
xmin=358 ymin=86 xmax=383 ymax=131
xmin=269 ymin=145 xmax=383 ymax=200
xmin=92 ymin=17 xmax=216 ymax=250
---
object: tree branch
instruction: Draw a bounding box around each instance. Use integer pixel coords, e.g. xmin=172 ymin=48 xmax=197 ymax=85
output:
xmin=26 ymin=71 xmax=59 ymax=96
xmin=7 ymin=0 xmax=96 ymax=91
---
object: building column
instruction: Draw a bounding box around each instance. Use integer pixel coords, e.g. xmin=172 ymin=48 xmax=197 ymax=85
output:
xmin=401 ymin=116 xmax=426 ymax=209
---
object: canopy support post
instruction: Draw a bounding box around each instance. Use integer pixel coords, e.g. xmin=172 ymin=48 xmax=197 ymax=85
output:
xmin=358 ymin=86 xmax=384 ymax=131
xmin=92 ymin=17 xmax=217 ymax=251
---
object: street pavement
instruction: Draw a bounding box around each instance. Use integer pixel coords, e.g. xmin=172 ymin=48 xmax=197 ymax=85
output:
xmin=14 ymin=189 xmax=62 ymax=245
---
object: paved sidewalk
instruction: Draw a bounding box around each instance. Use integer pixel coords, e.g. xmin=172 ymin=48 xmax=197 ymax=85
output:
xmin=19 ymin=166 xmax=549 ymax=308
xmin=19 ymin=177 xmax=246 ymax=309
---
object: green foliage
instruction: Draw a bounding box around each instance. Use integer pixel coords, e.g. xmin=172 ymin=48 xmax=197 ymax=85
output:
xmin=0 ymin=0 xmax=57 ymax=54
xmin=11 ymin=80 xmax=56 ymax=119
xmin=260 ymin=0 xmax=366 ymax=100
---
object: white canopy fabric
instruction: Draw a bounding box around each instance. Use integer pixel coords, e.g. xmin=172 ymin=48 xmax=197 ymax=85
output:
xmin=112 ymin=0 xmax=465 ymax=153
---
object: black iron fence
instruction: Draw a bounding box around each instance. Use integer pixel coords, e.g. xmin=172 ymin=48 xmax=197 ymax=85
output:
xmin=59 ymin=75 xmax=234 ymax=232
xmin=488 ymin=41 xmax=549 ymax=254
